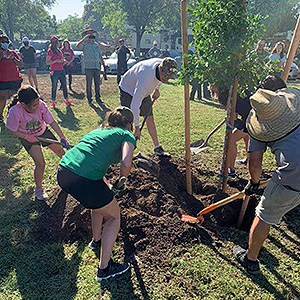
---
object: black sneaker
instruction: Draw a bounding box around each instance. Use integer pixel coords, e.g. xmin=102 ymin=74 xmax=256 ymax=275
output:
xmin=88 ymin=238 xmax=101 ymax=250
xmin=96 ymin=260 xmax=130 ymax=281
xmin=236 ymin=158 xmax=247 ymax=165
xmin=228 ymin=167 xmax=236 ymax=177
xmin=154 ymin=146 xmax=171 ymax=157
xmin=233 ymin=245 xmax=260 ymax=275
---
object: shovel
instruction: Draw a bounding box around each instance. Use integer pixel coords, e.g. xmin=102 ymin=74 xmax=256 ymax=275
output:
xmin=35 ymin=136 xmax=74 ymax=149
xmin=181 ymin=180 xmax=270 ymax=224
xmin=191 ymin=118 xmax=226 ymax=154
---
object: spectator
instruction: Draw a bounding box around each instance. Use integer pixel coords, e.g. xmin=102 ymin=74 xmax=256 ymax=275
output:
xmin=189 ymin=76 xmax=202 ymax=101
xmin=160 ymin=44 xmax=170 ymax=58
xmin=119 ymin=57 xmax=177 ymax=157
xmin=115 ymin=38 xmax=131 ymax=84
xmin=19 ymin=37 xmax=38 ymax=91
xmin=46 ymin=35 xmax=74 ymax=108
xmin=253 ymin=39 xmax=270 ymax=62
xmin=148 ymin=41 xmax=161 ymax=58
xmin=76 ymin=29 xmax=106 ymax=106
xmin=61 ymin=40 xmax=75 ymax=91
xmin=57 ymin=107 xmax=136 ymax=281
xmin=270 ymin=41 xmax=286 ymax=69
xmin=233 ymin=87 xmax=300 ymax=275
xmin=0 ymin=34 xmax=23 ymax=122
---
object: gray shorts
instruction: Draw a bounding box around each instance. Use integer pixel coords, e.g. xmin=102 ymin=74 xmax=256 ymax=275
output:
xmin=256 ymin=181 xmax=300 ymax=225
xmin=23 ymin=62 xmax=36 ymax=70
xmin=119 ymin=88 xmax=153 ymax=117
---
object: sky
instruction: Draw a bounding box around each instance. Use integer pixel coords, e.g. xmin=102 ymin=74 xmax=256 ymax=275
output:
xmin=47 ymin=0 xmax=85 ymax=21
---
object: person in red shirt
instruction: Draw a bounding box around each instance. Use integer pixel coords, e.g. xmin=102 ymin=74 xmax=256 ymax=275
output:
xmin=61 ymin=40 xmax=75 ymax=91
xmin=46 ymin=35 xmax=74 ymax=108
xmin=0 ymin=34 xmax=23 ymax=122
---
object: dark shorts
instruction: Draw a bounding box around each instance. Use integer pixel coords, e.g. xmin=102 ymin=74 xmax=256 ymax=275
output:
xmin=234 ymin=119 xmax=248 ymax=133
xmin=23 ymin=62 xmax=36 ymax=70
xmin=120 ymin=88 xmax=153 ymax=117
xmin=20 ymin=127 xmax=57 ymax=152
xmin=57 ymin=165 xmax=113 ymax=209
xmin=0 ymin=80 xmax=22 ymax=92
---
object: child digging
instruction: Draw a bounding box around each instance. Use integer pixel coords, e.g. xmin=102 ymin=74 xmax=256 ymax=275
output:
xmin=6 ymin=85 xmax=69 ymax=200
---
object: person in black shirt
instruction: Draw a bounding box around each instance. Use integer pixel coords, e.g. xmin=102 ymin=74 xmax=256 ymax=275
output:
xmin=19 ymin=37 xmax=38 ymax=90
xmin=160 ymin=44 xmax=170 ymax=58
xmin=115 ymin=39 xmax=131 ymax=84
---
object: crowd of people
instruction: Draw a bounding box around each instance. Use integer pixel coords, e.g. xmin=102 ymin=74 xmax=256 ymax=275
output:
xmin=1 ymin=27 xmax=300 ymax=283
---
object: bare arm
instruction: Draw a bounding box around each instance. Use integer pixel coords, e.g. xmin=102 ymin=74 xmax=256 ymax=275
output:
xmin=49 ymin=120 xmax=65 ymax=139
xmin=6 ymin=128 xmax=26 ymax=139
xmin=100 ymin=55 xmax=106 ymax=69
xmin=248 ymin=151 xmax=264 ymax=183
xmin=9 ymin=53 xmax=22 ymax=68
xmin=76 ymin=35 xmax=89 ymax=49
xmin=46 ymin=54 xmax=63 ymax=66
xmin=120 ymin=141 xmax=135 ymax=177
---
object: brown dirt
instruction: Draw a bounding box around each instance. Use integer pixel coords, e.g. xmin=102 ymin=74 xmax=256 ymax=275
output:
xmin=34 ymin=156 xmax=272 ymax=268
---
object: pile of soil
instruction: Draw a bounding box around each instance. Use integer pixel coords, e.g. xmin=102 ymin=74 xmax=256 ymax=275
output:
xmin=35 ymin=156 xmax=267 ymax=266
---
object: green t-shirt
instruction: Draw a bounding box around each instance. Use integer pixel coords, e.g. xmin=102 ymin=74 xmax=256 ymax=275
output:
xmin=59 ymin=127 xmax=136 ymax=180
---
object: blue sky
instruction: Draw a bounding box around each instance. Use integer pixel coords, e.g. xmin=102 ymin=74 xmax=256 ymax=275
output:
xmin=47 ymin=0 xmax=85 ymax=21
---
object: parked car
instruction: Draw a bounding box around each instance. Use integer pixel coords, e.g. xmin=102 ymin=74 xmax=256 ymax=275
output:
xmin=30 ymin=40 xmax=49 ymax=71
xmin=288 ymin=62 xmax=299 ymax=79
xmin=104 ymin=51 xmax=137 ymax=74
xmin=70 ymin=42 xmax=84 ymax=74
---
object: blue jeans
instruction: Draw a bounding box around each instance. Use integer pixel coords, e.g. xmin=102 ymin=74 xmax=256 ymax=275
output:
xmin=50 ymin=70 xmax=68 ymax=101
xmin=85 ymin=69 xmax=101 ymax=103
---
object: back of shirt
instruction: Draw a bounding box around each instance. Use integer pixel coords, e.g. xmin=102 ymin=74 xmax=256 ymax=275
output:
xmin=249 ymin=126 xmax=300 ymax=190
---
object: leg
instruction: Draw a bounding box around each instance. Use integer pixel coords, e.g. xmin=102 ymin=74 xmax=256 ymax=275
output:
xmin=28 ymin=145 xmax=46 ymax=189
xmin=197 ymin=81 xmax=202 ymax=100
xmin=51 ymin=72 xmax=59 ymax=101
xmin=68 ymin=67 xmax=72 ymax=89
xmin=190 ymin=80 xmax=196 ymax=100
xmin=59 ymin=70 xmax=68 ymax=99
xmin=228 ymin=128 xmax=245 ymax=169
xmin=25 ymin=69 xmax=34 ymax=87
xmin=93 ymin=199 xmax=120 ymax=269
xmin=91 ymin=210 xmax=104 ymax=242
xmin=47 ymin=143 xmax=65 ymax=158
xmin=247 ymin=216 xmax=270 ymax=261
xmin=146 ymin=115 xmax=159 ymax=147
xmin=0 ymin=90 xmax=10 ymax=118
xmin=85 ymin=69 xmax=93 ymax=103
xmin=203 ymin=81 xmax=211 ymax=99
xmin=94 ymin=69 xmax=101 ymax=102
xmin=31 ymin=68 xmax=38 ymax=90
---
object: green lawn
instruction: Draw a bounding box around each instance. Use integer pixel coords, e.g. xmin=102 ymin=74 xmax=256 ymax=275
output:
xmin=0 ymin=75 xmax=299 ymax=299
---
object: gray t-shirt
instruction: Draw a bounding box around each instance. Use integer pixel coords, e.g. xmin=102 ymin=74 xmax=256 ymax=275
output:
xmin=248 ymin=126 xmax=300 ymax=190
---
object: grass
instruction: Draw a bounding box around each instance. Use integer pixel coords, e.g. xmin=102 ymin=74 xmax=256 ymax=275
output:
xmin=0 ymin=75 xmax=299 ymax=299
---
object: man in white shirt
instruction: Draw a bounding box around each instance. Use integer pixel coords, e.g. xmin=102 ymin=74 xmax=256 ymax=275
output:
xmin=119 ymin=57 xmax=177 ymax=156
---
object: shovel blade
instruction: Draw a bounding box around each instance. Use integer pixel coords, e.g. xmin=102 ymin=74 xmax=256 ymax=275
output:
xmin=190 ymin=139 xmax=204 ymax=148
xmin=190 ymin=145 xmax=210 ymax=154
xmin=181 ymin=214 xmax=200 ymax=223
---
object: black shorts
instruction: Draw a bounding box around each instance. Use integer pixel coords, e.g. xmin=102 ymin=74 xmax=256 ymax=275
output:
xmin=119 ymin=88 xmax=153 ymax=117
xmin=234 ymin=119 xmax=248 ymax=133
xmin=57 ymin=166 xmax=113 ymax=209
xmin=20 ymin=127 xmax=57 ymax=152
xmin=0 ymin=80 xmax=22 ymax=91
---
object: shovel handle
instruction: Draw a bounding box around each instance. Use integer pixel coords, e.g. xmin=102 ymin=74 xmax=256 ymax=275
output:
xmin=203 ymin=118 xmax=226 ymax=144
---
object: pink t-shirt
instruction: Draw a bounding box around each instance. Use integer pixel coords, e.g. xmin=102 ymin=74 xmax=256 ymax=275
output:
xmin=6 ymin=100 xmax=55 ymax=137
xmin=47 ymin=49 xmax=64 ymax=71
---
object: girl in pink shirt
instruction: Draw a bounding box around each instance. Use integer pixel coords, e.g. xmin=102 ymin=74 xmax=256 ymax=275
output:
xmin=6 ymin=85 xmax=69 ymax=200
xmin=46 ymin=35 xmax=74 ymax=108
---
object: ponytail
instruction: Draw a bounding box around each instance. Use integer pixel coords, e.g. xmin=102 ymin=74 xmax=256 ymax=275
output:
xmin=102 ymin=106 xmax=133 ymax=129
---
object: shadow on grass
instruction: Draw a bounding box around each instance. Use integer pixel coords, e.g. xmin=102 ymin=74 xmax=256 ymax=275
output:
xmin=89 ymin=101 xmax=111 ymax=122
xmin=54 ymin=106 xmax=80 ymax=131
xmin=69 ymin=89 xmax=85 ymax=100
xmin=0 ymin=122 xmax=23 ymax=155
xmin=192 ymin=97 xmax=223 ymax=109
xmin=0 ymin=153 xmax=84 ymax=300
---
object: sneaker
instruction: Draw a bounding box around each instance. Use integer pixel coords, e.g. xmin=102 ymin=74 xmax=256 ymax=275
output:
xmin=35 ymin=187 xmax=48 ymax=201
xmin=154 ymin=145 xmax=171 ymax=157
xmin=228 ymin=167 xmax=236 ymax=177
xmin=88 ymin=238 xmax=101 ymax=250
xmin=233 ymin=245 xmax=260 ymax=275
xmin=96 ymin=260 xmax=130 ymax=281
xmin=50 ymin=102 xmax=56 ymax=109
xmin=236 ymin=158 xmax=247 ymax=165
xmin=65 ymin=99 xmax=74 ymax=106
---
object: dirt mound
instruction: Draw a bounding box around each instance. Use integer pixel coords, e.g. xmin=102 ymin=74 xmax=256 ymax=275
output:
xmin=34 ymin=157 xmax=265 ymax=266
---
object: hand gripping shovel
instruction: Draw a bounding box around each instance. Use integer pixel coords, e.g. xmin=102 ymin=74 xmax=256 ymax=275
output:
xmin=191 ymin=118 xmax=226 ymax=154
xmin=35 ymin=136 xmax=74 ymax=149
xmin=181 ymin=180 xmax=270 ymax=224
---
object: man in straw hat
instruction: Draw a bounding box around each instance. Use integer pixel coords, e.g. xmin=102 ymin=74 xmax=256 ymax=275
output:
xmin=119 ymin=57 xmax=178 ymax=157
xmin=233 ymin=87 xmax=300 ymax=275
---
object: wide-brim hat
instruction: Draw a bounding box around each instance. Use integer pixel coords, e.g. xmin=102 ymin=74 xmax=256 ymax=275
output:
xmin=246 ymin=87 xmax=300 ymax=142
xmin=82 ymin=28 xmax=96 ymax=36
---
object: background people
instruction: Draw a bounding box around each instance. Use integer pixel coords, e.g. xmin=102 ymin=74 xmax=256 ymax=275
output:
xmin=115 ymin=38 xmax=131 ymax=84
xmin=76 ymin=29 xmax=106 ymax=106
xmin=160 ymin=44 xmax=170 ymax=58
xmin=270 ymin=41 xmax=286 ymax=70
xmin=46 ymin=35 xmax=74 ymax=108
xmin=0 ymin=34 xmax=23 ymax=122
xmin=148 ymin=41 xmax=161 ymax=58
xmin=57 ymin=107 xmax=136 ymax=281
xmin=61 ymin=39 xmax=75 ymax=91
xmin=19 ymin=37 xmax=38 ymax=91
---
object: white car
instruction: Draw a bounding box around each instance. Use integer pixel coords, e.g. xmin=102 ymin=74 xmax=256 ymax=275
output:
xmin=104 ymin=51 xmax=137 ymax=74
xmin=288 ymin=62 xmax=299 ymax=79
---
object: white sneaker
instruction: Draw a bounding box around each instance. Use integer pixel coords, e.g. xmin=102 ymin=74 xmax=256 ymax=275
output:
xmin=35 ymin=187 xmax=48 ymax=201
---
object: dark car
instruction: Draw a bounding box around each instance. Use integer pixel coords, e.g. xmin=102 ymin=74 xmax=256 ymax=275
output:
xmin=70 ymin=42 xmax=84 ymax=74
xmin=30 ymin=40 xmax=49 ymax=71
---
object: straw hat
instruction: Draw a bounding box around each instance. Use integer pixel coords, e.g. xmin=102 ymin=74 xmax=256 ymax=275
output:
xmin=246 ymin=87 xmax=300 ymax=142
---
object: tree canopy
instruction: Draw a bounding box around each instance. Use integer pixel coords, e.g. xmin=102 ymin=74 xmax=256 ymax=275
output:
xmin=58 ymin=15 xmax=84 ymax=41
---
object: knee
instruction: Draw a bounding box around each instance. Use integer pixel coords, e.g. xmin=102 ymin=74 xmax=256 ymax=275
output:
xmin=35 ymin=160 xmax=45 ymax=171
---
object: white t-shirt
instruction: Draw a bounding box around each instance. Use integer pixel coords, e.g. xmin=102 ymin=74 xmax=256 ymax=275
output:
xmin=119 ymin=58 xmax=162 ymax=126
